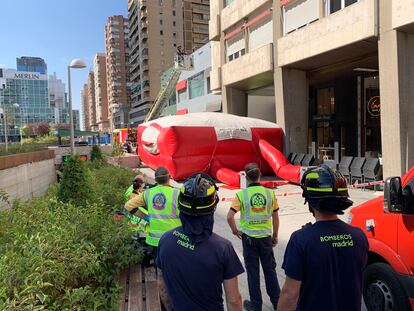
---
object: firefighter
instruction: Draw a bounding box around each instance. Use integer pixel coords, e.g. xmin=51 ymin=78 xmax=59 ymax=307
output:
xmin=277 ymin=165 xmax=368 ymax=311
xmin=124 ymin=175 xmax=149 ymax=235
xmin=124 ymin=167 xmax=181 ymax=258
xmin=227 ymin=162 xmax=280 ymax=311
xmin=157 ymin=173 xmax=244 ymax=311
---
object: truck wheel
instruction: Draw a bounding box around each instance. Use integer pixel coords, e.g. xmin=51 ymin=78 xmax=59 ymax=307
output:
xmin=363 ymin=262 xmax=410 ymax=311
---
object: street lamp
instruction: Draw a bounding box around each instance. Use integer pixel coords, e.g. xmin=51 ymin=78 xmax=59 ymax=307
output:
xmin=68 ymin=59 xmax=87 ymax=155
xmin=12 ymin=104 xmax=22 ymax=145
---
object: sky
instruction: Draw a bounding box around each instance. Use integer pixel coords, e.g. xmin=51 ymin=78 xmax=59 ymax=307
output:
xmin=0 ymin=0 xmax=128 ymax=127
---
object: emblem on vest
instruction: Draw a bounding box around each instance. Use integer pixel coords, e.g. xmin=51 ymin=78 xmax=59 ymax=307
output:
xmin=250 ymin=193 xmax=267 ymax=213
xmin=152 ymin=193 xmax=167 ymax=210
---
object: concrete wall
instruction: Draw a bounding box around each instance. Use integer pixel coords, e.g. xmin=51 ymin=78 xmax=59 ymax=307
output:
xmin=392 ymin=0 xmax=414 ymax=30
xmin=221 ymin=0 xmax=271 ymax=31
xmin=222 ymin=43 xmax=274 ymax=86
xmin=0 ymin=159 xmax=56 ymax=210
xmin=247 ymin=95 xmax=276 ymax=122
xmin=277 ymin=0 xmax=378 ymax=66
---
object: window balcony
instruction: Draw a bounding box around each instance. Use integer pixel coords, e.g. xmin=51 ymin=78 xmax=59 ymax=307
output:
xmin=221 ymin=43 xmax=273 ymax=87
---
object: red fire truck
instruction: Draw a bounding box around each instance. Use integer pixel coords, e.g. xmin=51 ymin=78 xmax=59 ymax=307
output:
xmin=349 ymin=166 xmax=414 ymax=310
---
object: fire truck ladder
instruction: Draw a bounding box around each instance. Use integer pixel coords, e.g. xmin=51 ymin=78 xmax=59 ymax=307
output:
xmin=144 ymin=54 xmax=193 ymax=122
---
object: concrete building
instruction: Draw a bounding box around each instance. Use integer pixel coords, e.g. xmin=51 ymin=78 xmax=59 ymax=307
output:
xmin=105 ymin=15 xmax=131 ymax=130
xmin=16 ymin=56 xmax=47 ymax=74
xmin=73 ymin=109 xmax=81 ymax=131
xmin=210 ymin=0 xmax=414 ymax=178
xmin=93 ymin=54 xmax=109 ymax=132
xmin=127 ymin=0 xmax=184 ymax=125
xmin=175 ymin=42 xmax=221 ymax=114
xmin=87 ymin=71 xmax=97 ymax=131
xmin=81 ymin=84 xmax=90 ymax=130
xmin=183 ymin=0 xmax=210 ymax=54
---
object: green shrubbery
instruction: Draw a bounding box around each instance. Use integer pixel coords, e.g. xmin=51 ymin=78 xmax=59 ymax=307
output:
xmin=91 ymin=145 xmax=104 ymax=163
xmin=0 ymin=157 xmax=142 ymax=310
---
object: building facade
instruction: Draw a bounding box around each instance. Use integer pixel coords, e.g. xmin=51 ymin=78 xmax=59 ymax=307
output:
xmin=81 ymin=84 xmax=90 ymax=130
xmin=210 ymin=0 xmax=414 ymax=178
xmin=73 ymin=109 xmax=81 ymax=131
xmin=183 ymin=0 xmax=210 ymax=54
xmin=175 ymin=42 xmax=221 ymax=114
xmin=93 ymin=54 xmax=109 ymax=132
xmin=87 ymin=71 xmax=97 ymax=131
xmin=127 ymin=0 xmax=184 ymax=125
xmin=16 ymin=56 xmax=47 ymax=74
xmin=0 ymin=68 xmax=69 ymax=141
xmin=105 ymin=15 xmax=131 ymax=130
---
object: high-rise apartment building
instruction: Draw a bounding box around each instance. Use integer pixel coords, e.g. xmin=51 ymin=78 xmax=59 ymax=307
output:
xmin=16 ymin=56 xmax=47 ymax=74
xmin=49 ymin=72 xmax=65 ymax=109
xmin=81 ymin=84 xmax=90 ymax=130
xmin=73 ymin=110 xmax=81 ymax=131
xmin=87 ymin=71 xmax=97 ymax=131
xmin=105 ymin=15 xmax=131 ymax=130
xmin=127 ymin=0 xmax=184 ymax=125
xmin=183 ymin=0 xmax=210 ymax=53
xmin=93 ymin=54 xmax=109 ymax=132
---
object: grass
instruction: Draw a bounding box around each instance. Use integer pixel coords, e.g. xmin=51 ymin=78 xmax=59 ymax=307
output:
xmin=0 ymin=144 xmax=47 ymax=156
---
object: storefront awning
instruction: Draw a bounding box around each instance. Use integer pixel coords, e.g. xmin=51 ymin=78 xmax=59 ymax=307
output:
xmin=56 ymin=129 xmax=99 ymax=137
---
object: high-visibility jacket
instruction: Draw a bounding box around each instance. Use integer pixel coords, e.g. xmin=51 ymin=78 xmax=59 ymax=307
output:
xmin=144 ymin=185 xmax=181 ymax=247
xmin=124 ymin=186 xmax=149 ymax=234
xmin=236 ymin=186 xmax=274 ymax=238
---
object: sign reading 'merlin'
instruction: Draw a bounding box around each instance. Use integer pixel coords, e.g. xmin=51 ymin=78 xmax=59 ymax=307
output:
xmin=2 ymin=69 xmax=47 ymax=80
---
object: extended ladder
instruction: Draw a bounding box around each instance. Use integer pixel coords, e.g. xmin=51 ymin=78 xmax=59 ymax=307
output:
xmin=144 ymin=54 xmax=193 ymax=122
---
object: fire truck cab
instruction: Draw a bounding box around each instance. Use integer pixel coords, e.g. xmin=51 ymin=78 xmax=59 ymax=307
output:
xmin=349 ymin=166 xmax=414 ymax=310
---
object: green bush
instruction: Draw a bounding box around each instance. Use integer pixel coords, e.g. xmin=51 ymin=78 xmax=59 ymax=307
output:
xmin=89 ymin=164 xmax=136 ymax=211
xmin=0 ymin=165 xmax=143 ymax=310
xmin=0 ymin=144 xmax=47 ymax=157
xmin=58 ymin=155 xmax=95 ymax=206
xmin=0 ymin=198 xmax=142 ymax=310
xmin=91 ymin=145 xmax=104 ymax=162
xmin=111 ymin=142 xmax=124 ymax=157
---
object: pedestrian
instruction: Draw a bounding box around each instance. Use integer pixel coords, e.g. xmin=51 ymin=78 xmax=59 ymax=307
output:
xmin=227 ymin=162 xmax=280 ymax=311
xmin=157 ymin=173 xmax=244 ymax=311
xmin=276 ymin=165 xmax=368 ymax=311
xmin=124 ymin=167 xmax=181 ymax=258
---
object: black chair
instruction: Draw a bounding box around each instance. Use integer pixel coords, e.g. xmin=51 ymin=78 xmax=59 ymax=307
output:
xmin=293 ymin=153 xmax=305 ymax=166
xmin=322 ymin=159 xmax=338 ymax=170
xmin=287 ymin=153 xmax=296 ymax=163
xmin=363 ymin=158 xmax=382 ymax=191
xmin=350 ymin=157 xmax=366 ymax=185
xmin=338 ymin=156 xmax=354 ymax=183
xmin=302 ymin=154 xmax=315 ymax=167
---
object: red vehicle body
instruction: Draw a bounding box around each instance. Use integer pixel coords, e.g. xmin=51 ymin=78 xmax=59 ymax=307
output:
xmin=349 ymin=165 xmax=414 ymax=310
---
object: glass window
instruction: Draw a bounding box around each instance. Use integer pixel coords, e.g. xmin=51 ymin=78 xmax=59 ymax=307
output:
xmin=189 ymin=73 xmax=204 ymax=99
xmin=173 ymin=21 xmax=176 ymax=27
xmin=178 ymin=89 xmax=186 ymax=103
xmin=160 ymin=19 xmax=163 ymax=26
xmin=173 ymin=10 xmax=176 ymax=16
xmin=206 ymin=77 xmax=211 ymax=94
xmin=160 ymin=30 xmax=163 ymax=35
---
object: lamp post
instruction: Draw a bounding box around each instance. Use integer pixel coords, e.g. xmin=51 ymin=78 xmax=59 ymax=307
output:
xmin=68 ymin=59 xmax=87 ymax=155
xmin=12 ymin=104 xmax=22 ymax=145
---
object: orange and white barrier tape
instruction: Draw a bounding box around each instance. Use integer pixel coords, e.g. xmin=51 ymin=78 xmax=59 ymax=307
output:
xmin=220 ymin=180 xmax=384 ymax=201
